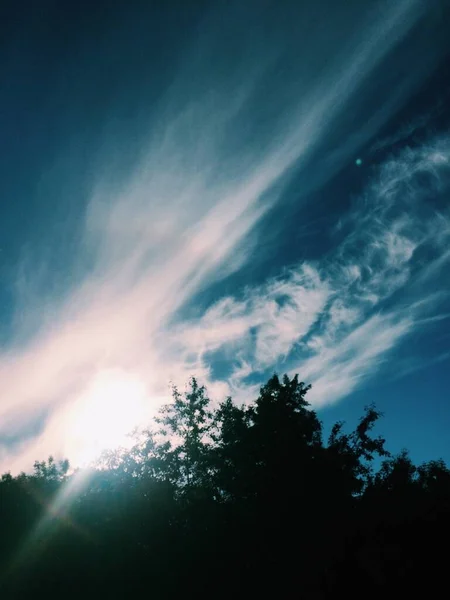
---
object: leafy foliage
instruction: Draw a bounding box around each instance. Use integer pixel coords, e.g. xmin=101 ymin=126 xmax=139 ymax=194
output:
xmin=0 ymin=374 xmax=448 ymax=598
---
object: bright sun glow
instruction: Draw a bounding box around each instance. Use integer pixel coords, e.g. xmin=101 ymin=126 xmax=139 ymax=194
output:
xmin=65 ymin=369 xmax=151 ymax=467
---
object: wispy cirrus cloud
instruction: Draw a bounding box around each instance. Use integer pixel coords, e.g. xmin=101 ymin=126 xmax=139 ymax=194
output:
xmin=176 ymin=135 xmax=450 ymax=405
xmin=0 ymin=0 xmax=448 ymax=473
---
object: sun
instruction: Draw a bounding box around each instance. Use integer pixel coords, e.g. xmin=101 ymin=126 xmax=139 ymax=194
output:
xmin=65 ymin=369 xmax=150 ymax=467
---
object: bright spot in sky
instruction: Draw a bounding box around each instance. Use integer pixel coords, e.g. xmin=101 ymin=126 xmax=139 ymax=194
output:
xmin=355 ymin=158 xmax=363 ymax=166
xmin=65 ymin=369 xmax=150 ymax=466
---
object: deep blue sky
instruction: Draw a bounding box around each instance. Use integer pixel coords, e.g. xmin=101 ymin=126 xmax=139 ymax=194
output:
xmin=1 ymin=0 xmax=449 ymax=471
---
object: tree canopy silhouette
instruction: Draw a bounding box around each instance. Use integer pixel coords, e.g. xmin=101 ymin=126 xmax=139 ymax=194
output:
xmin=0 ymin=374 xmax=448 ymax=598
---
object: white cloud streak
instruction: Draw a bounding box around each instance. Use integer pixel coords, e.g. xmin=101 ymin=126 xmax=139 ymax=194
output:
xmin=175 ymin=135 xmax=450 ymax=406
xmin=0 ymin=0 xmax=447 ymax=473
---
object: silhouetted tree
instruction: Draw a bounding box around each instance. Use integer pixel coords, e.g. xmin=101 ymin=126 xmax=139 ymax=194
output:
xmin=156 ymin=377 xmax=213 ymax=491
xmin=1 ymin=373 xmax=449 ymax=599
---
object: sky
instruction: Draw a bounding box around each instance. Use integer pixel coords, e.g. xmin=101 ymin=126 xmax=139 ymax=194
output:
xmin=1 ymin=0 xmax=450 ymax=473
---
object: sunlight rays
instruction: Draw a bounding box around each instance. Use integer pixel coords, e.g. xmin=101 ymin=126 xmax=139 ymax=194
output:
xmin=64 ymin=369 xmax=151 ymax=467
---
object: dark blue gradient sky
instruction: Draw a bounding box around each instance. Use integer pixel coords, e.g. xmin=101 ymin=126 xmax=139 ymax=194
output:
xmin=1 ymin=0 xmax=449 ymax=471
